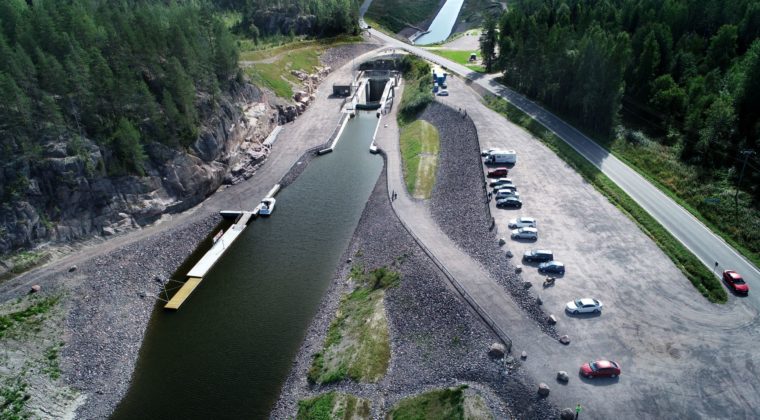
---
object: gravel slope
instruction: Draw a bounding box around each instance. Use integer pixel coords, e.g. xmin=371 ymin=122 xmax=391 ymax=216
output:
xmin=271 ymin=158 xmax=557 ymax=419
xmin=422 ymin=102 xmax=558 ymax=338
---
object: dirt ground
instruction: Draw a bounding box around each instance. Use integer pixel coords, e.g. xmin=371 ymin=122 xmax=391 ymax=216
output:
xmin=436 ymin=75 xmax=760 ymax=419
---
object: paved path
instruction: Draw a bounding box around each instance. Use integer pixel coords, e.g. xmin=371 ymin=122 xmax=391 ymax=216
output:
xmin=368 ymin=28 xmax=760 ymax=305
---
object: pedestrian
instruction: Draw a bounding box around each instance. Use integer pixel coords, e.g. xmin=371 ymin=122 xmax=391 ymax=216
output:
xmin=392 ymin=190 xmax=395 ymax=201
xmin=488 ymin=192 xmax=492 ymax=201
xmin=575 ymin=404 xmax=582 ymax=420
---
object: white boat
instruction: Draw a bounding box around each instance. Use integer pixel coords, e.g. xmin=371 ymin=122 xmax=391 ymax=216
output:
xmin=258 ymin=198 xmax=276 ymax=216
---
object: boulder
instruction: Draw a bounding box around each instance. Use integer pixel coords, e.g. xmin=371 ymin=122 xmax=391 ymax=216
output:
xmin=68 ymin=265 xmax=77 ymax=272
xmin=515 ymin=265 xmax=522 ymax=273
xmin=536 ymin=295 xmax=543 ymax=305
xmin=505 ymin=355 xmax=515 ymax=365
xmin=520 ymin=351 xmax=527 ymax=360
xmin=560 ymin=408 xmax=575 ymax=419
xmin=548 ymin=315 xmax=557 ymax=325
xmin=537 ymin=383 xmax=550 ymax=396
xmin=30 ymin=285 xmax=41 ymax=293
xmin=488 ymin=342 xmax=507 ymax=359
xmin=559 ymin=335 xmax=571 ymax=345
xmin=505 ymin=250 xmax=513 ymax=258
xmin=498 ymin=238 xmax=506 ymax=246
xmin=557 ymin=371 xmax=569 ymax=382
xmin=523 ymin=281 xmax=532 ymax=289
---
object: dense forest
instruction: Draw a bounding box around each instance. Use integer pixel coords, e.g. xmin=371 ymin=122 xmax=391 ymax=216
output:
xmin=0 ymin=0 xmax=239 ymax=199
xmin=214 ymin=0 xmax=359 ymax=40
xmin=484 ymin=0 xmax=760 ymax=200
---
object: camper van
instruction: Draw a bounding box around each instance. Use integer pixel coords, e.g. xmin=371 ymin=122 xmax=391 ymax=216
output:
xmin=485 ymin=150 xmax=517 ymax=164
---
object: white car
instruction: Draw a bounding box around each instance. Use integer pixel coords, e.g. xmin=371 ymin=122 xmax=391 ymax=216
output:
xmin=565 ymin=298 xmax=603 ymax=314
xmin=509 ymin=217 xmax=536 ymax=228
xmin=511 ymin=227 xmax=537 ymax=240
xmin=495 ymin=190 xmax=520 ymax=199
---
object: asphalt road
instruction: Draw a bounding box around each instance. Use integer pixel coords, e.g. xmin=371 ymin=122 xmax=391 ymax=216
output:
xmin=367 ymin=27 xmax=760 ymax=304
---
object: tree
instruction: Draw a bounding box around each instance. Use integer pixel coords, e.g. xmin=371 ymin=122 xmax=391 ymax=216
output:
xmin=480 ymin=16 xmax=498 ymax=72
xmin=649 ymin=74 xmax=686 ymax=124
xmin=109 ymin=118 xmax=146 ymax=176
xmin=633 ymin=30 xmax=661 ymax=100
xmin=707 ymin=25 xmax=738 ymax=71
xmin=696 ymin=93 xmax=736 ymax=166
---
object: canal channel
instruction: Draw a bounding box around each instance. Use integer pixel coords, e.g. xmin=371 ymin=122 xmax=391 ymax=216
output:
xmin=112 ymin=111 xmax=384 ymax=419
xmin=414 ymin=0 xmax=465 ymax=45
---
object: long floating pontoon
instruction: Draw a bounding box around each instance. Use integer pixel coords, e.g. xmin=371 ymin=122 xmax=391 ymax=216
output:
xmin=164 ymin=185 xmax=282 ymax=310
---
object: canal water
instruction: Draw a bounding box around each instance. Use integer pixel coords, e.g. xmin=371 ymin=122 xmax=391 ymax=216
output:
xmin=414 ymin=0 xmax=465 ymax=45
xmin=112 ymin=112 xmax=383 ymax=419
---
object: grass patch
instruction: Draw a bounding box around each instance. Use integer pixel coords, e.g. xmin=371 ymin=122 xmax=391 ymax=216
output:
xmin=42 ymin=342 xmax=64 ymax=380
xmin=0 ymin=376 xmax=30 ymax=419
xmin=400 ymin=120 xmax=440 ymax=198
xmin=0 ymin=295 xmax=61 ymax=339
xmin=424 ymin=49 xmax=485 ymax=73
xmin=5 ymin=251 xmax=48 ymax=275
xmin=296 ymin=392 xmax=371 ymax=420
xmin=308 ymin=267 xmax=399 ymax=384
xmin=365 ymin=0 xmax=440 ymax=33
xmin=240 ymin=36 xmax=362 ymax=99
xmin=387 ymin=386 xmax=468 ymax=420
xmin=398 ymin=56 xmax=434 ymax=124
xmin=484 ymin=95 xmax=728 ymax=303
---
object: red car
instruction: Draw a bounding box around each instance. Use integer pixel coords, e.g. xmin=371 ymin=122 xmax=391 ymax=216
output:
xmin=723 ymin=270 xmax=749 ymax=294
xmin=580 ymin=360 xmax=621 ymax=378
xmin=487 ymin=167 xmax=509 ymax=178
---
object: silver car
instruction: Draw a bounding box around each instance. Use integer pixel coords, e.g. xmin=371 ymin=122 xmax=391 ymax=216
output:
xmin=565 ymin=298 xmax=603 ymax=314
xmin=511 ymin=227 xmax=537 ymax=240
xmin=509 ymin=217 xmax=536 ymax=228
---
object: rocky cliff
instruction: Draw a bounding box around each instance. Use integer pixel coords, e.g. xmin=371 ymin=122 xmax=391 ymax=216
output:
xmin=0 ymin=82 xmax=278 ymax=256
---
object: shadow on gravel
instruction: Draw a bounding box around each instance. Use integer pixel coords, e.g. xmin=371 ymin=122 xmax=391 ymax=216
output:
xmin=564 ymin=310 xmax=602 ymax=319
xmin=578 ymin=374 xmax=621 ymax=386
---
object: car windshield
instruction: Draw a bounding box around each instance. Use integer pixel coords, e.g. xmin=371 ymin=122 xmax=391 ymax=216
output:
xmin=574 ymin=299 xmax=583 ymax=307
xmin=590 ymin=362 xmax=600 ymax=371
xmin=734 ymin=277 xmax=745 ymax=284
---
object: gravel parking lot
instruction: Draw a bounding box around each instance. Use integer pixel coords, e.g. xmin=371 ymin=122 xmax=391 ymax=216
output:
xmin=436 ymin=76 xmax=760 ymax=419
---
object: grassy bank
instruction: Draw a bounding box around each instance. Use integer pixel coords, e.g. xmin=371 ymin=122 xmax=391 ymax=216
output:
xmin=425 ymin=49 xmax=485 ymax=73
xmin=296 ymin=392 xmax=371 ymax=420
xmin=308 ymin=267 xmax=399 ymax=384
xmin=365 ymin=0 xmax=440 ymax=33
xmin=239 ymin=36 xmax=362 ymax=99
xmin=387 ymin=385 xmax=491 ymax=420
xmin=484 ymin=95 xmax=728 ymax=303
xmin=400 ymin=120 xmax=440 ymax=198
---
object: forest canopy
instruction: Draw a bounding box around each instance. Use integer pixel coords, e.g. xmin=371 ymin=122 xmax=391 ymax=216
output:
xmin=487 ymin=0 xmax=760 ymax=199
xmin=0 ymin=0 xmax=239 ymax=186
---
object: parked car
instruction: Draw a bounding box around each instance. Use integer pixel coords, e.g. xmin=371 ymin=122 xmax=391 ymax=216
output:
xmin=495 ymin=190 xmax=520 ymax=199
xmin=485 ymin=150 xmax=517 ymax=164
xmin=437 ymin=89 xmax=449 ymax=96
xmin=511 ymin=227 xmax=537 ymax=240
xmin=489 ymin=177 xmax=514 ymax=187
xmin=496 ymin=197 xmax=522 ymax=209
xmin=487 ymin=167 xmax=509 ymax=178
xmin=566 ymin=298 xmax=603 ymax=314
xmin=509 ymin=217 xmax=536 ymax=228
xmin=523 ymin=249 xmax=553 ymax=262
xmin=580 ymin=360 xmax=621 ymax=378
xmin=723 ymin=270 xmax=749 ymax=294
xmin=538 ymin=261 xmax=565 ymax=274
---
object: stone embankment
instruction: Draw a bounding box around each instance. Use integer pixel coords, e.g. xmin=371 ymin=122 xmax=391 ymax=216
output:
xmin=422 ymin=102 xmax=559 ymax=338
xmin=271 ymin=160 xmax=557 ymax=419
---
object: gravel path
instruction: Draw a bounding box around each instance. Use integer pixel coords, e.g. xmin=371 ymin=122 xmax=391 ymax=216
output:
xmin=422 ymin=102 xmax=558 ymax=338
xmin=271 ymin=158 xmax=557 ymax=419
xmin=320 ymin=42 xmax=382 ymax=69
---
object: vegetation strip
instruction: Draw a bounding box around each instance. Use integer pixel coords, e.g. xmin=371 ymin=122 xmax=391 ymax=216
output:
xmin=388 ymin=386 xmax=472 ymax=420
xmin=296 ymin=392 xmax=371 ymax=420
xmin=400 ymin=120 xmax=440 ymax=198
xmin=308 ymin=266 xmax=399 ymax=384
xmin=424 ymin=49 xmax=484 ymax=73
xmin=484 ymin=95 xmax=727 ymax=303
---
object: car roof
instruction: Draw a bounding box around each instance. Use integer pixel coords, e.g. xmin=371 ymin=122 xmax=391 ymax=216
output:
xmin=549 ymin=261 xmax=564 ymax=266
xmin=519 ymin=217 xmax=535 ymax=222
xmin=578 ymin=298 xmax=596 ymax=306
xmin=535 ymin=249 xmax=552 ymax=254
xmin=726 ymin=270 xmax=742 ymax=279
xmin=521 ymin=227 xmax=537 ymax=232
xmin=595 ymin=360 xmax=617 ymax=368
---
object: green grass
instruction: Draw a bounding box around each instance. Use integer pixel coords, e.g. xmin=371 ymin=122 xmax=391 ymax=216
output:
xmin=609 ymin=136 xmax=760 ymax=269
xmin=240 ymin=36 xmax=363 ymax=99
xmin=6 ymin=251 xmax=48 ymax=275
xmin=365 ymin=0 xmax=440 ymax=33
xmin=308 ymin=267 xmax=399 ymax=384
xmin=400 ymin=120 xmax=440 ymax=198
xmin=387 ymin=386 xmax=467 ymax=420
xmin=484 ymin=95 xmax=728 ymax=303
xmin=0 ymin=295 xmax=61 ymax=339
xmin=297 ymin=392 xmax=371 ymax=420
xmin=0 ymin=376 xmax=30 ymax=419
xmin=424 ymin=49 xmax=485 ymax=73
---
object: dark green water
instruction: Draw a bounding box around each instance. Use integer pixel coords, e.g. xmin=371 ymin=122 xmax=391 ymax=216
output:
xmin=112 ymin=112 xmax=383 ymax=419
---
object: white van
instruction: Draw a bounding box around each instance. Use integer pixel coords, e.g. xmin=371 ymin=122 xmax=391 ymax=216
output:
xmin=485 ymin=150 xmax=517 ymax=164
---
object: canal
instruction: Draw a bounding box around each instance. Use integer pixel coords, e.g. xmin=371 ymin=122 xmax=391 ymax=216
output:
xmin=112 ymin=111 xmax=384 ymax=419
xmin=414 ymin=0 xmax=465 ymax=45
